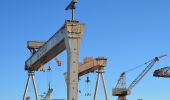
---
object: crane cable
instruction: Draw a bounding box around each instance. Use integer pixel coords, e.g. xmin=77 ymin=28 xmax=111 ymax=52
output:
xmin=125 ymin=59 xmax=153 ymax=73
xmin=46 ymin=63 xmax=52 ymax=90
xmin=125 ymin=54 xmax=167 ymax=73
xmin=115 ymin=58 xmax=153 ymax=88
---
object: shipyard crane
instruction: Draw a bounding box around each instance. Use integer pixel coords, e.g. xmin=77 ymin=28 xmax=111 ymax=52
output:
xmin=23 ymin=0 xmax=85 ymax=100
xmin=112 ymin=55 xmax=166 ymax=100
xmin=153 ymin=66 xmax=170 ymax=78
xmin=64 ymin=57 xmax=109 ymax=100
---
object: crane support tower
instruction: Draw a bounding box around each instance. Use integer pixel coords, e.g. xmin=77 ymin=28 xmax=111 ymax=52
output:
xmin=24 ymin=21 xmax=84 ymax=100
xmin=64 ymin=57 xmax=109 ymax=100
xmin=112 ymin=55 xmax=166 ymax=100
xmin=153 ymin=66 xmax=170 ymax=78
xmin=23 ymin=1 xmax=85 ymax=100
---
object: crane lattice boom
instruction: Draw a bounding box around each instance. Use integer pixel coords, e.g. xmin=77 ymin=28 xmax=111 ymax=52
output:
xmin=128 ymin=54 xmax=166 ymax=90
xmin=112 ymin=54 xmax=166 ymax=100
xmin=128 ymin=56 xmax=159 ymax=90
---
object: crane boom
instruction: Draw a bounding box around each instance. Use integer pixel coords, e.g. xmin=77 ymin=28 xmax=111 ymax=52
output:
xmin=128 ymin=54 xmax=166 ymax=90
xmin=128 ymin=57 xmax=157 ymax=90
xmin=112 ymin=55 xmax=166 ymax=100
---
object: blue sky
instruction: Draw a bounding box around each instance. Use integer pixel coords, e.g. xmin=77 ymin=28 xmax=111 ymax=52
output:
xmin=0 ymin=0 xmax=170 ymax=100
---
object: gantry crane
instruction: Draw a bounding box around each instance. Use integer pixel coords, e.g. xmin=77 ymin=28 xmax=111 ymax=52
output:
xmin=112 ymin=55 xmax=166 ymax=100
xmin=153 ymin=66 xmax=170 ymax=78
xmin=23 ymin=1 xmax=85 ymax=100
xmin=64 ymin=57 xmax=109 ymax=100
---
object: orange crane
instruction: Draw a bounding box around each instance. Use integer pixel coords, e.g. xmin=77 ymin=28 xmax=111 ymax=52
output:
xmin=153 ymin=66 xmax=170 ymax=78
xmin=112 ymin=55 xmax=166 ymax=100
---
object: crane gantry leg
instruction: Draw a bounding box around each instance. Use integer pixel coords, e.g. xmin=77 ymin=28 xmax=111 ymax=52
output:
xmin=93 ymin=67 xmax=109 ymax=100
xmin=31 ymin=72 xmax=39 ymax=100
xmin=101 ymin=71 xmax=109 ymax=100
xmin=23 ymin=72 xmax=31 ymax=100
xmin=94 ymin=71 xmax=100 ymax=100
xmin=23 ymin=71 xmax=39 ymax=100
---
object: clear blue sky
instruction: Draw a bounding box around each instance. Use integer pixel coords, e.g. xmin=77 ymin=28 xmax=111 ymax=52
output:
xmin=0 ymin=0 xmax=170 ymax=100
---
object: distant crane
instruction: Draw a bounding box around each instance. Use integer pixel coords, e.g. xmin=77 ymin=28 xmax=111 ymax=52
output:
xmin=153 ymin=66 xmax=170 ymax=78
xmin=112 ymin=55 xmax=166 ymax=100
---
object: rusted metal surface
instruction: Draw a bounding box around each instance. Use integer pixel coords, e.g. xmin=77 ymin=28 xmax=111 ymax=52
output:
xmin=78 ymin=57 xmax=107 ymax=77
xmin=153 ymin=66 xmax=170 ymax=77
xmin=27 ymin=41 xmax=45 ymax=49
xmin=64 ymin=57 xmax=107 ymax=81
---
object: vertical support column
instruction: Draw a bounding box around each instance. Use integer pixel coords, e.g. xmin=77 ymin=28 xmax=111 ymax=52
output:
xmin=93 ymin=67 xmax=109 ymax=100
xmin=64 ymin=20 xmax=84 ymax=100
xmin=101 ymin=73 xmax=108 ymax=100
xmin=23 ymin=72 xmax=39 ymax=100
xmin=93 ymin=72 xmax=100 ymax=100
xmin=23 ymin=73 xmax=31 ymax=100
xmin=67 ymin=40 xmax=79 ymax=100
xmin=31 ymin=72 xmax=39 ymax=100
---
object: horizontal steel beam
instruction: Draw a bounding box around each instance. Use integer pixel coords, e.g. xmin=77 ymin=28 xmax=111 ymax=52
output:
xmin=78 ymin=57 xmax=107 ymax=77
xmin=64 ymin=57 xmax=107 ymax=82
xmin=25 ymin=20 xmax=83 ymax=71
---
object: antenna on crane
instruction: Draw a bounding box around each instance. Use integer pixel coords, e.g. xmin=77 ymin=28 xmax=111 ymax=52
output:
xmin=65 ymin=0 xmax=78 ymax=20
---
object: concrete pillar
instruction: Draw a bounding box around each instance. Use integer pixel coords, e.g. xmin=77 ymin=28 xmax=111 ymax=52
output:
xmin=64 ymin=20 xmax=84 ymax=100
